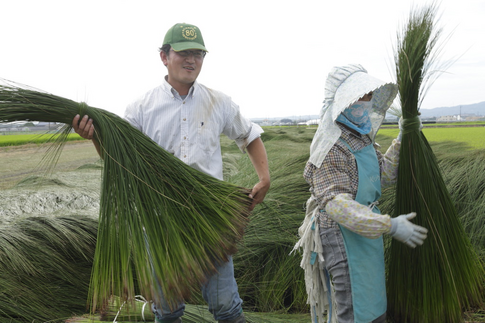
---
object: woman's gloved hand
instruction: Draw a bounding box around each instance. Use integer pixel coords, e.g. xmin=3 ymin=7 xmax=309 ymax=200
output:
xmin=389 ymin=212 xmax=428 ymax=248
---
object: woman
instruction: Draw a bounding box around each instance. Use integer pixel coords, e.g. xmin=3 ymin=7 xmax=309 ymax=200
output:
xmin=295 ymin=64 xmax=428 ymax=323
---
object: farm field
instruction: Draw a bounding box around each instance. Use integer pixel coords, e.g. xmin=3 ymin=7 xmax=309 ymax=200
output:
xmin=378 ymin=126 xmax=485 ymax=150
xmin=0 ymin=125 xmax=484 ymax=322
xmin=0 ymin=140 xmax=99 ymax=190
xmin=0 ymin=132 xmax=82 ymax=147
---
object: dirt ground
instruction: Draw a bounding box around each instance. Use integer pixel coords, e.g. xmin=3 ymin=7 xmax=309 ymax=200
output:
xmin=0 ymin=140 xmax=102 ymax=224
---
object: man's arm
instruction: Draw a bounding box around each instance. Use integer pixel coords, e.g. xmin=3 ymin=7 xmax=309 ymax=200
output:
xmin=246 ymin=137 xmax=270 ymax=211
xmin=72 ymin=114 xmax=103 ymax=158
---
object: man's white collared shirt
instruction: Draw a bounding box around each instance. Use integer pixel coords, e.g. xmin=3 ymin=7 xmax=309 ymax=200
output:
xmin=124 ymin=78 xmax=263 ymax=180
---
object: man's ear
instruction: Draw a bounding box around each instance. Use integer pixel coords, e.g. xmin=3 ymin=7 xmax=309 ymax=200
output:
xmin=160 ymin=51 xmax=168 ymax=66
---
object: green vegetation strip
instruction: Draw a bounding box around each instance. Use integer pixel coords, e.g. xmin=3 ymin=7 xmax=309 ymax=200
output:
xmin=378 ymin=126 xmax=485 ymax=150
xmin=0 ymin=133 xmax=84 ymax=147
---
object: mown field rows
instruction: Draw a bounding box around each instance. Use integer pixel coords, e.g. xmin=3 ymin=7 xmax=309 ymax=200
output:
xmin=0 ymin=140 xmax=99 ymax=191
xmin=0 ymin=125 xmax=484 ymax=322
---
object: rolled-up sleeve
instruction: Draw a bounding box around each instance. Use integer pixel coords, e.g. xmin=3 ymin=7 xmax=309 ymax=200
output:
xmin=223 ymin=100 xmax=264 ymax=152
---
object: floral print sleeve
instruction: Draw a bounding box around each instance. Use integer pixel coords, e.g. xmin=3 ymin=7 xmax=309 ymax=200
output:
xmin=325 ymin=193 xmax=392 ymax=238
xmin=380 ymin=139 xmax=401 ymax=189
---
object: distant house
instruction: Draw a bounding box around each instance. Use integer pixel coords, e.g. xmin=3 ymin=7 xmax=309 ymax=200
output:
xmin=437 ymin=115 xmax=461 ymax=122
xmin=0 ymin=121 xmax=62 ymax=133
xmin=305 ymin=119 xmax=319 ymax=126
xmin=464 ymin=116 xmax=483 ymax=121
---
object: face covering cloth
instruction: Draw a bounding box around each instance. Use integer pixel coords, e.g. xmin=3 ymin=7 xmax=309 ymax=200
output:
xmin=336 ymin=100 xmax=373 ymax=134
xmin=309 ymin=64 xmax=398 ymax=168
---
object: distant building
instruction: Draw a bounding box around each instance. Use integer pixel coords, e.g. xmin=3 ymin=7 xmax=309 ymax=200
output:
xmin=305 ymin=119 xmax=319 ymax=126
xmin=464 ymin=116 xmax=483 ymax=121
xmin=437 ymin=115 xmax=461 ymax=122
xmin=0 ymin=121 xmax=62 ymax=133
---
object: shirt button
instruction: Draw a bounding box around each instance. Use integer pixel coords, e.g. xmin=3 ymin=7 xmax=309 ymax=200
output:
xmin=184 ymin=136 xmax=187 ymax=140
xmin=183 ymin=118 xmax=186 ymax=121
xmin=184 ymin=155 xmax=187 ymax=158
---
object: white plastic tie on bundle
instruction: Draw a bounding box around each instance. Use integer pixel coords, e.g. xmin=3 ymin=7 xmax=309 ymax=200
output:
xmin=113 ymin=295 xmax=150 ymax=323
xmin=369 ymin=200 xmax=379 ymax=211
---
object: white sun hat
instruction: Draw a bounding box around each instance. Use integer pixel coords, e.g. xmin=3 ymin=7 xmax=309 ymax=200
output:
xmin=309 ymin=64 xmax=398 ymax=168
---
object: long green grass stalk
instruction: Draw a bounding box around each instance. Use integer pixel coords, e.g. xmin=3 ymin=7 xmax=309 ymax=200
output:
xmin=0 ymin=82 xmax=252 ymax=312
xmin=438 ymin=150 xmax=485 ymax=258
xmin=387 ymin=4 xmax=484 ymax=322
xmin=227 ymin=129 xmax=311 ymax=313
xmin=0 ymin=216 xmax=97 ymax=322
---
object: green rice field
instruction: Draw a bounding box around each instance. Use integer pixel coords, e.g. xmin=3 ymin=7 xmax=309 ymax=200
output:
xmin=1 ymin=123 xmax=484 ymax=149
xmin=378 ymin=126 xmax=485 ymax=149
xmin=0 ymin=133 xmax=84 ymax=146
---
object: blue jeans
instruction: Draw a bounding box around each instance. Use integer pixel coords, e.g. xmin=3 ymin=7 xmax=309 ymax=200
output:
xmin=320 ymin=226 xmax=354 ymax=322
xmin=152 ymin=255 xmax=243 ymax=322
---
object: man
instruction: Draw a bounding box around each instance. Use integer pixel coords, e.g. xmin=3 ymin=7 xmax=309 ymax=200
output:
xmin=73 ymin=22 xmax=270 ymax=323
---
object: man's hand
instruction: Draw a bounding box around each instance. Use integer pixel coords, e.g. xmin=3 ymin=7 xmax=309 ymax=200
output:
xmin=248 ymin=180 xmax=270 ymax=211
xmin=246 ymin=138 xmax=270 ymax=211
xmin=72 ymin=114 xmax=102 ymax=157
xmin=72 ymin=114 xmax=95 ymax=140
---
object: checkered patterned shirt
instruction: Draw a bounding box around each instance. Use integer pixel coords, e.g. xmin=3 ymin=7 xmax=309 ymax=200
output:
xmin=304 ymin=123 xmax=400 ymax=230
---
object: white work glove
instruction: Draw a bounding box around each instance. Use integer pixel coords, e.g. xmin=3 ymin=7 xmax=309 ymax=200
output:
xmin=389 ymin=212 xmax=428 ymax=248
xmin=397 ymin=116 xmax=423 ymax=142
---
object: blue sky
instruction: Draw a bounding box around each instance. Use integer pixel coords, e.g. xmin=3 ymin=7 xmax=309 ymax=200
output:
xmin=1 ymin=0 xmax=484 ymax=119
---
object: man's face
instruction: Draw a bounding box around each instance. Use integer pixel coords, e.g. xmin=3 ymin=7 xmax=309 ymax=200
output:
xmin=161 ymin=49 xmax=205 ymax=91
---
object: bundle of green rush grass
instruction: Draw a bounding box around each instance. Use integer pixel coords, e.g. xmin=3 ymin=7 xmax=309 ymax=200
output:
xmin=228 ymin=132 xmax=311 ymax=312
xmin=387 ymin=4 xmax=484 ymax=322
xmin=0 ymin=81 xmax=252 ymax=313
xmin=0 ymin=216 xmax=97 ymax=322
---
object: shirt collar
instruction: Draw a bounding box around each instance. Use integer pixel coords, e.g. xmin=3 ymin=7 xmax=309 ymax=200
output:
xmin=162 ymin=75 xmax=198 ymax=98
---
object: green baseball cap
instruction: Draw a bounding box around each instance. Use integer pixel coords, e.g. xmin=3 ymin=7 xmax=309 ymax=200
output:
xmin=163 ymin=23 xmax=208 ymax=52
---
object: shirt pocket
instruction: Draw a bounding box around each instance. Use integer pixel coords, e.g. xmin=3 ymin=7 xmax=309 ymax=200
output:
xmin=197 ymin=121 xmax=218 ymax=157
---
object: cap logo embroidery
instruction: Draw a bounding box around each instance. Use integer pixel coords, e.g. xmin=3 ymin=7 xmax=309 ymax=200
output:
xmin=181 ymin=26 xmax=197 ymax=40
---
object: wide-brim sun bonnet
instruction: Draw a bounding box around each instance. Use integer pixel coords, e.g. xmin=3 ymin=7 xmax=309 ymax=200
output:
xmin=309 ymin=64 xmax=398 ymax=168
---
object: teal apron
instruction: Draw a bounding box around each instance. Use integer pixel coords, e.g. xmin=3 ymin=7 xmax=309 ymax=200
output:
xmin=339 ymin=139 xmax=386 ymax=322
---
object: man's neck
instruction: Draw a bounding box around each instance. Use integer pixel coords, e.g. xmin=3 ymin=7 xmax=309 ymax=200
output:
xmin=165 ymin=76 xmax=193 ymax=96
